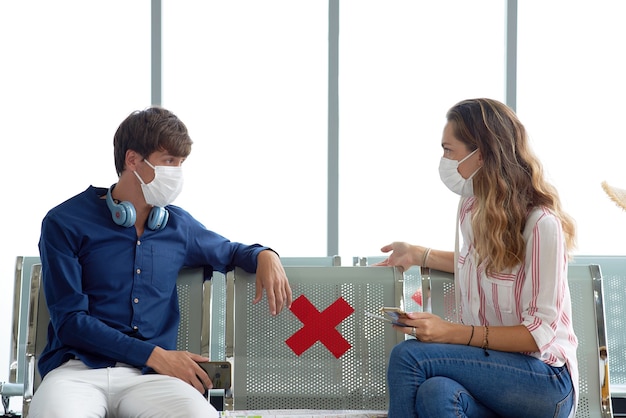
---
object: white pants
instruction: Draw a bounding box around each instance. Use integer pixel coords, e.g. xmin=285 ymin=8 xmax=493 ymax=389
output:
xmin=28 ymin=359 xmax=218 ymax=418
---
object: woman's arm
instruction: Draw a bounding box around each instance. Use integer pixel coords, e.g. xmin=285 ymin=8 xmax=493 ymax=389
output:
xmin=396 ymin=314 xmax=539 ymax=353
xmin=420 ymin=248 xmax=455 ymax=273
xmin=376 ymin=242 xmax=455 ymax=273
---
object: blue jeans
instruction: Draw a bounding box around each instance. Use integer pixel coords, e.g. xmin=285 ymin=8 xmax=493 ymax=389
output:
xmin=387 ymin=339 xmax=574 ymax=418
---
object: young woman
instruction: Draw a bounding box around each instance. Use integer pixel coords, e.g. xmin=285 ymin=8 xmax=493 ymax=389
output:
xmin=377 ymin=98 xmax=578 ymax=418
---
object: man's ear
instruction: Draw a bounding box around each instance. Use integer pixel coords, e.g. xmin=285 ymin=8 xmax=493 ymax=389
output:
xmin=125 ymin=150 xmax=142 ymax=171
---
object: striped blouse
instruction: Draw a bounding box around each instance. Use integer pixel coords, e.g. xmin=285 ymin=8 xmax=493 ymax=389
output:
xmin=456 ymin=196 xmax=578 ymax=414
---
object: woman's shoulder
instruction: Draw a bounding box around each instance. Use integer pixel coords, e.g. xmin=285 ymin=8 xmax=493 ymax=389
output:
xmin=459 ymin=196 xmax=477 ymax=219
xmin=525 ymin=206 xmax=561 ymax=234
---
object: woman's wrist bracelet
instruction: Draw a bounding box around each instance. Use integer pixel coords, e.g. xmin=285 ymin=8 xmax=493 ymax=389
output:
xmin=421 ymin=247 xmax=432 ymax=267
xmin=466 ymin=325 xmax=475 ymax=346
xmin=481 ymin=325 xmax=490 ymax=356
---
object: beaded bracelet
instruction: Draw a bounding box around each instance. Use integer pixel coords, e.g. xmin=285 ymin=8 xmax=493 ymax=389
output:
xmin=481 ymin=325 xmax=490 ymax=356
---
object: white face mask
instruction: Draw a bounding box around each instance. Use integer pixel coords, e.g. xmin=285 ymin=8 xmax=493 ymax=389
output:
xmin=133 ymin=159 xmax=184 ymax=207
xmin=438 ymin=149 xmax=480 ymax=196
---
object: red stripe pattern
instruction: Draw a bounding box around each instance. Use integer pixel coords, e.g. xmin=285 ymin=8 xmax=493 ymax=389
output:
xmin=455 ymin=197 xmax=578 ymax=410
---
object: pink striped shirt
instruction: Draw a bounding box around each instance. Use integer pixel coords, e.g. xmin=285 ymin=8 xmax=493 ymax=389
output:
xmin=457 ymin=196 xmax=578 ymax=413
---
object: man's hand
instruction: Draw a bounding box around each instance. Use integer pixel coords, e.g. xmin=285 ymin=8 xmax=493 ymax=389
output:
xmin=254 ymin=250 xmax=293 ymax=315
xmin=146 ymin=346 xmax=211 ymax=393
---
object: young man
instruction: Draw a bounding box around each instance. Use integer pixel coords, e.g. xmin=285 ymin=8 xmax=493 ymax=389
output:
xmin=30 ymin=107 xmax=292 ymax=417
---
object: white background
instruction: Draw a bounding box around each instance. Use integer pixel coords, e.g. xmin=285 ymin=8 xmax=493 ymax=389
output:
xmin=1 ymin=0 xmax=626 ymax=392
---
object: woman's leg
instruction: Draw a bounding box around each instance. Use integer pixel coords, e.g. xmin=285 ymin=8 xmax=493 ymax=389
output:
xmin=387 ymin=339 xmax=574 ymax=418
xmin=416 ymin=376 xmax=499 ymax=418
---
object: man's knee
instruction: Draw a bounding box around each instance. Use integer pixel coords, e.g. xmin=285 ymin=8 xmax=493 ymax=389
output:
xmin=29 ymin=384 xmax=107 ymax=418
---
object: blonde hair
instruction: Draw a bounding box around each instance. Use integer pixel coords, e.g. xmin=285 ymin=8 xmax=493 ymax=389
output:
xmin=446 ymin=98 xmax=576 ymax=274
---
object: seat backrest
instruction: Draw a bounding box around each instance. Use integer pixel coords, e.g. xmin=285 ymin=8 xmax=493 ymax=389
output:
xmin=353 ymin=256 xmax=423 ymax=314
xmin=568 ymin=264 xmax=612 ymax=418
xmin=424 ymin=264 xmax=612 ymax=418
xmin=571 ymin=256 xmax=626 ymax=398
xmin=9 ymin=256 xmax=41 ymax=384
xmin=21 ymin=265 xmax=205 ymax=415
xmin=206 ymin=271 xmax=227 ymax=360
xmin=281 ymin=256 xmax=342 ymax=266
xmin=227 ymin=266 xmax=409 ymax=410
xmin=214 ymin=257 xmax=342 ymax=361
xmin=423 ymin=268 xmax=456 ymax=321
xmin=22 ymin=263 xmax=47 ymax=411
xmin=174 ymin=267 xmax=206 ymax=355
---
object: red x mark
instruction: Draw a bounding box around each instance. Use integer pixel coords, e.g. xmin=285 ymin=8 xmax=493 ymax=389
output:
xmin=285 ymin=295 xmax=354 ymax=359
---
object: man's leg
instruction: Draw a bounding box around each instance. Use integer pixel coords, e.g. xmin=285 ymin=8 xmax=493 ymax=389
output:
xmin=110 ymin=364 xmax=218 ymax=418
xmin=29 ymin=359 xmax=108 ymax=418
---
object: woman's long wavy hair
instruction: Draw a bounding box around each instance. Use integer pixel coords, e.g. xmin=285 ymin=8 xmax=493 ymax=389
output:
xmin=446 ymin=98 xmax=576 ymax=274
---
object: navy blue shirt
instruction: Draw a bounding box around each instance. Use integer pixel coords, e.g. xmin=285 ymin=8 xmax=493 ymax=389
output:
xmin=37 ymin=186 xmax=267 ymax=378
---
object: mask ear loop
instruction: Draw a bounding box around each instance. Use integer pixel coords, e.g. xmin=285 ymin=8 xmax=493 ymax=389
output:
xmin=143 ymin=159 xmax=157 ymax=170
xmin=458 ymin=148 xmax=479 ymax=165
xmin=459 ymin=149 xmax=481 ymax=187
xmin=132 ymin=158 xmax=156 ymax=186
xmin=133 ymin=170 xmax=147 ymax=185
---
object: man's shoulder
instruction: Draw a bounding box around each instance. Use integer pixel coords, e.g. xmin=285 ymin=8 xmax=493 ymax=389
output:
xmin=47 ymin=185 xmax=105 ymax=215
xmin=165 ymin=204 xmax=192 ymax=218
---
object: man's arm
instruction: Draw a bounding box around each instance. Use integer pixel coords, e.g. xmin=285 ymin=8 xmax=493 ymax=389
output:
xmin=253 ymin=250 xmax=293 ymax=315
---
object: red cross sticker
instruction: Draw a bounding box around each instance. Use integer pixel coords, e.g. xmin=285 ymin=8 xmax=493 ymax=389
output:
xmin=285 ymin=295 xmax=354 ymax=359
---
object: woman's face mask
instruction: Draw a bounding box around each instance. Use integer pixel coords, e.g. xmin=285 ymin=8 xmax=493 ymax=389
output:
xmin=438 ymin=149 xmax=480 ymax=196
xmin=133 ymin=159 xmax=184 ymax=207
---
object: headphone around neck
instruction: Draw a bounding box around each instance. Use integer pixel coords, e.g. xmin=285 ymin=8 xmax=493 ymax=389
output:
xmin=106 ymin=185 xmax=169 ymax=231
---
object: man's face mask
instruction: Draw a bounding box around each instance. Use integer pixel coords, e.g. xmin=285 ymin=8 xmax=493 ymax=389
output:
xmin=133 ymin=159 xmax=184 ymax=207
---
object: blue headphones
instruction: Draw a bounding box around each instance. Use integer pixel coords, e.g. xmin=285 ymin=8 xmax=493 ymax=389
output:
xmin=106 ymin=185 xmax=169 ymax=231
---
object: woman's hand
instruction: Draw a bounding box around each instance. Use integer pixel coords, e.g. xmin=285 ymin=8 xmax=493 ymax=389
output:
xmin=375 ymin=243 xmax=455 ymax=273
xmin=393 ymin=311 xmax=460 ymax=344
xmin=373 ymin=242 xmax=418 ymax=271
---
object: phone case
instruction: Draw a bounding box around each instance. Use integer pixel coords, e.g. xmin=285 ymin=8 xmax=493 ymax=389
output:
xmin=380 ymin=307 xmax=410 ymax=327
xmin=198 ymin=361 xmax=232 ymax=390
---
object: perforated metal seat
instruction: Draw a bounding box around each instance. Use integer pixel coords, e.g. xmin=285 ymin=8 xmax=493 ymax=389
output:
xmin=572 ymin=255 xmax=626 ymax=416
xmin=352 ymin=256 xmax=423 ymax=314
xmin=568 ymin=264 xmax=612 ymax=417
xmin=426 ymin=264 xmax=612 ymax=418
xmin=210 ymin=256 xmax=342 ymax=362
xmin=227 ymin=266 xmax=413 ymax=410
xmin=1 ymin=256 xmax=41 ymax=416
xmin=19 ymin=265 xmax=206 ymax=417
xmin=9 ymin=256 xmax=41 ymax=385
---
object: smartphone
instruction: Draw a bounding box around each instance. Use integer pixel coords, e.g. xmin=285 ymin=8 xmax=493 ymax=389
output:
xmin=198 ymin=361 xmax=232 ymax=391
xmin=380 ymin=307 xmax=410 ymax=326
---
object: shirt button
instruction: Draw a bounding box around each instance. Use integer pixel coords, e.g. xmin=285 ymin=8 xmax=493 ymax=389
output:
xmin=136 ymin=268 xmax=141 ymax=274
xmin=137 ymin=240 xmax=141 ymax=246
xmin=133 ymin=325 xmax=138 ymax=330
xmin=134 ymin=298 xmax=139 ymax=303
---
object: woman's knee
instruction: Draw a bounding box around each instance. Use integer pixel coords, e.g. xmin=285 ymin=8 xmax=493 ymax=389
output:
xmin=415 ymin=377 xmax=459 ymax=417
xmin=416 ymin=377 xmax=499 ymax=418
xmin=417 ymin=376 xmax=458 ymax=402
xmin=388 ymin=339 xmax=416 ymax=368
